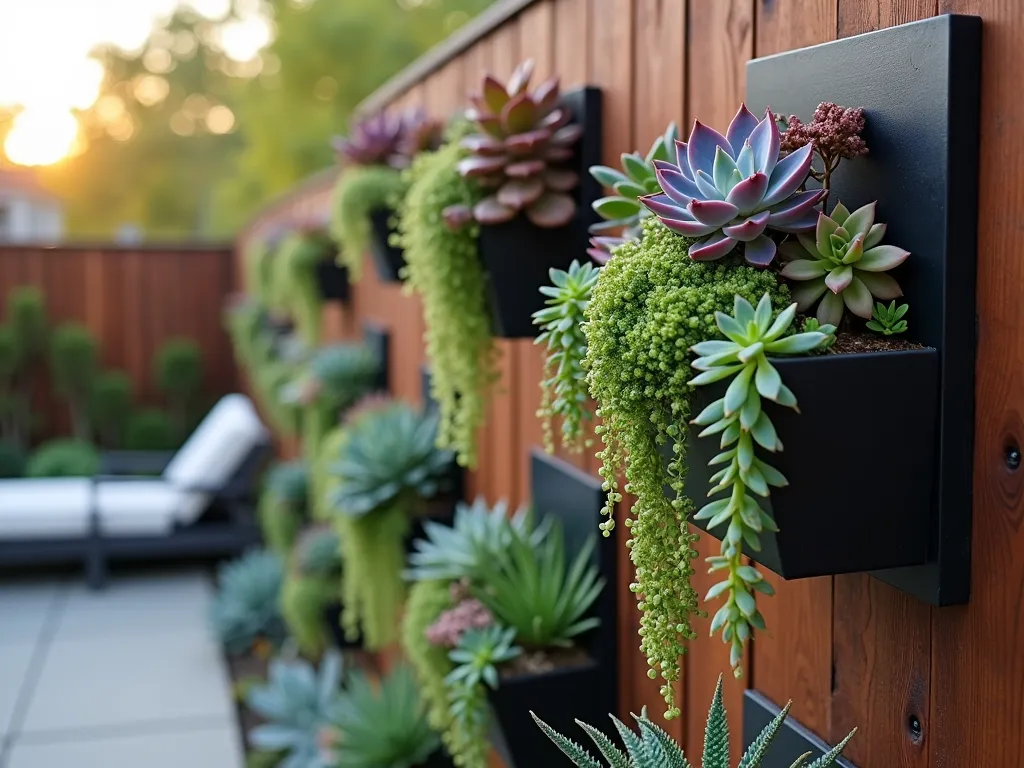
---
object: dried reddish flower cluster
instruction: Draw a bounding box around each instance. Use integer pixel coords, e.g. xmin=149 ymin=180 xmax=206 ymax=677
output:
xmin=778 ymin=102 xmax=869 ymax=161
xmin=425 ymin=592 xmax=494 ymax=648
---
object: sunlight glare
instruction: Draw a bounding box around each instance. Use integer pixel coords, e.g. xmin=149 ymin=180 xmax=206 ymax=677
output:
xmin=5 ymin=109 xmax=80 ymax=166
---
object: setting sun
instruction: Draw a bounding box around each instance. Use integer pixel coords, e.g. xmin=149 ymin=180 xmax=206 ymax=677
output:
xmin=4 ymin=109 xmax=80 ymax=166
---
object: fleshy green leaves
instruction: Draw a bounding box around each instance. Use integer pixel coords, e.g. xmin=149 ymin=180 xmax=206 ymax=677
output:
xmin=865 ymin=300 xmax=909 ymax=336
xmin=689 ymin=293 xmax=829 ymax=677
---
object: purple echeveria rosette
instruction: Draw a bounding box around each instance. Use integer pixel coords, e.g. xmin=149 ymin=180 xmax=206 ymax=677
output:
xmin=639 ymin=104 xmax=824 ymax=267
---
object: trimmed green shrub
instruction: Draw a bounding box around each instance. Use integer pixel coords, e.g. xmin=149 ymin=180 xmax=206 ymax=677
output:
xmin=50 ymin=323 xmax=98 ymax=441
xmin=90 ymin=370 xmax=133 ymax=449
xmin=155 ymin=338 xmax=203 ymax=440
xmin=2 ymin=287 xmax=48 ymax=449
xmin=0 ymin=438 xmax=26 ymax=478
xmin=125 ymin=409 xmax=176 ymax=451
xmin=26 ymin=439 xmax=100 ymax=478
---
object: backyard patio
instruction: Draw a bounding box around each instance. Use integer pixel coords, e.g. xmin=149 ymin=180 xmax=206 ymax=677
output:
xmin=0 ymin=569 xmax=242 ymax=768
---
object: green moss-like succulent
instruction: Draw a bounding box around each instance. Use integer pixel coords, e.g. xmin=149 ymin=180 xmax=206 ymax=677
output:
xmin=280 ymin=527 xmax=341 ymax=658
xmin=275 ymin=231 xmax=330 ymax=348
xmin=330 ymin=164 xmax=407 ymax=279
xmin=583 ymin=219 xmax=787 ymax=718
xmin=402 ymin=579 xmax=455 ymax=731
xmin=258 ymin=460 xmax=309 ymax=556
xmin=397 ymin=133 xmax=495 ymax=468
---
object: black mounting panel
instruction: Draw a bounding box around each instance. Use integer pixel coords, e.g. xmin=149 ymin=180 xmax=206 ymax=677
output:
xmin=743 ymin=690 xmax=857 ymax=768
xmin=361 ymin=321 xmax=390 ymax=394
xmin=746 ymin=14 xmax=981 ymax=605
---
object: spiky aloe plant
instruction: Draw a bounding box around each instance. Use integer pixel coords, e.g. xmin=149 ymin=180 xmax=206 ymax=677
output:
xmin=640 ymin=104 xmax=824 ymax=266
xmin=688 ymin=295 xmax=832 ymax=674
xmin=588 ymin=122 xmax=680 ymax=261
xmin=454 ymin=59 xmax=582 ymax=228
xmin=532 ymin=675 xmax=855 ymax=767
xmin=778 ymin=201 xmax=909 ymax=326
xmin=533 ymin=260 xmax=600 ymax=453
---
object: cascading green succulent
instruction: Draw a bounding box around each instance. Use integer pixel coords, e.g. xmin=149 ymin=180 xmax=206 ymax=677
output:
xmin=688 ymin=294 xmax=831 ymax=674
xmin=211 ymin=550 xmax=288 ymax=657
xmin=443 ymin=625 xmax=522 ymax=768
xmin=281 ymin=526 xmax=342 ymax=657
xmin=779 ymin=201 xmax=909 ymax=326
xmin=533 ymin=260 xmax=600 ymax=454
xmin=588 ymin=122 xmax=679 ymax=260
xmin=583 ymin=218 xmax=787 ymax=718
xmin=327 ymin=664 xmax=442 ymax=768
xmin=258 ymin=460 xmax=309 ymax=557
xmin=245 ymin=651 xmax=343 ymax=768
xmin=472 ymin=521 xmax=603 ymax=649
xmin=405 ymin=497 xmax=541 ymax=583
xmin=397 ymin=126 xmax=495 ymax=469
xmin=533 ymin=675 xmax=855 ymax=768
xmin=275 ymin=229 xmax=333 ymax=347
xmin=330 ymin=164 xmax=408 ymax=278
xmin=328 ymin=400 xmax=454 ymax=649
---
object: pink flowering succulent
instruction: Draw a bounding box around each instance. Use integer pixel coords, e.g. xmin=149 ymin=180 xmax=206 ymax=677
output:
xmin=425 ymin=597 xmax=494 ymax=649
xmin=639 ymin=104 xmax=824 ymax=266
xmin=778 ymin=200 xmax=909 ymax=325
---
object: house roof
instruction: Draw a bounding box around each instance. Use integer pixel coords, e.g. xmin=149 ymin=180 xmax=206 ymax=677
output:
xmin=0 ymin=168 xmax=61 ymax=203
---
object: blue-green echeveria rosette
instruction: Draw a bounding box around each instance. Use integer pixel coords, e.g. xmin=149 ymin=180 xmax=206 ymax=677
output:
xmin=639 ymin=104 xmax=825 ymax=266
xmin=778 ymin=200 xmax=910 ymax=326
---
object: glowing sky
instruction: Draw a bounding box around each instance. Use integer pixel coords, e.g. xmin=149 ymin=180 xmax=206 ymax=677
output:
xmin=0 ymin=0 xmax=271 ymax=165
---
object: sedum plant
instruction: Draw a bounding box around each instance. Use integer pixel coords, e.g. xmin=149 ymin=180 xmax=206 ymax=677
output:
xmin=533 ymin=675 xmax=855 ymax=768
xmin=584 ymin=219 xmax=787 ymax=717
xmin=326 ymin=664 xmax=441 ymax=768
xmin=866 ymin=300 xmax=909 ymax=335
xmin=640 ymin=104 xmax=823 ymax=266
xmin=211 ymin=549 xmax=288 ymax=657
xmin=245 ymin=651 xmax=343 ymax=768
xmin=472 ymin=522 xmax=603 ymax=648
xmin=533 ymin=260 xmax=600 ymax=453
xmin=397 ymin=126 xmax=495 ymax=468
xmin=328 ymin=401 xmax=454 ymax=649
xmin=281 ymin=526 xmax=342 ymax=657
xmin=452 ymin=59 xmax=582 ymax=228
xmin=689 ymin=295 xmax=831 ymax=673
xmin=588 ymin=122 xmax=680 ymax=260
xmin=779 ymin=201 xmax=909 ymax=326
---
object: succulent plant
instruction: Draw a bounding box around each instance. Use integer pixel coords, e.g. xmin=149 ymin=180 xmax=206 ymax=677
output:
xmin=405 ymin=497 xmax=544 ymax=583
xmin=245 ymin=651 xmax=343 ymax=768
xmin=426 ymin=596 xmax=495 ymax=649
xmin=398 ymin=107 xmax=444 ymax=159
xmin=454 ymin=58 xmax=582 ymax=228
xmin=639 ymin=104 xmax=824 ymax=266
xmin=294 ymin=525 xmax=341 ymax=577
xmin=689 ymin=294 xmax=831 ymax=674
xmin=588 ymin=122 xmax=680 ymax=261
xmin=533 ymin=260 xmax=600 ymax=453
xmin=326 ymin=664 xmax=442 ymax=768
xmin=473 ymin=520 xmax=603 ymax=648
xmin=210 ymin=550 xmax=288 ymax=656
xmin=866 ymin=300 xmax=909 ymax=335
xmin=446 ymin=624 xmax=521 ymax=693
xmin=328 ymin=401 xmax=455 ymax=518
xmin=333 ymin=112 xmax=406 ymax=169
xmin=533 ymin=675 xmax=855 ymax=768
xmin=778 ymin=200 xmax=909 ymax=326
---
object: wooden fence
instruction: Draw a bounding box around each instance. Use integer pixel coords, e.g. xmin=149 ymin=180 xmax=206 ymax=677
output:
xmin=237 ymin=0 xmax=1023 ymax=765
xmin=0 ymin=244 xmax=239 ymax=440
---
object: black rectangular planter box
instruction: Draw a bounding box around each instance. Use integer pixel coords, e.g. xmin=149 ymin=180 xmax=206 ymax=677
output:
xmin=369 ymin=208 xmax=406 ymax=283
xmin=316 ymin=259 xmax=350 ymax=302
xmin=691 ymin=14 xmax=982 ymax=605
xmin=477 ymin=86 xmax=602 ymax=339
xmin=743 ymin=689 xmax=857 ymax=768
xmin=488 ymin=661 xmax=604 ymax=768
xmin=683 ymin=349 xmax=939 ymax=579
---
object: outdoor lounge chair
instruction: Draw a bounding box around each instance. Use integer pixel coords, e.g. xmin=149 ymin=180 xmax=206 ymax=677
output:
xmin=0 ymin=394 xmax=272 ymax=588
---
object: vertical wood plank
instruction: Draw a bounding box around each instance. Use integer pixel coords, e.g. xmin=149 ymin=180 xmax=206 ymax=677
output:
xmin=554 ymin=0 xmax=589 ymax=89
xmin=930 ymin=0 xmax=1024 ymax=766
xmin=837 ymin=0 xmax=936 ymax=36
xmin=633 ymin=0 xmax=687 ymax=147
xmin=757 ymin=0 xmax=838 ymax=53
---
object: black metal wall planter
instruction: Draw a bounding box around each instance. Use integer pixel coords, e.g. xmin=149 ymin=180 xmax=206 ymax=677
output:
xmin=487 ymin=450 xmax=617 ymax=768
xmin=477 ymin=87 xmax=603 ymax=339
xmin=369 ymin=208 xmax=406 ymax=283
xmin=681 ymin=15 xmax=981 ymax=607
xmin=743 ymin=691 xmax=857 ymax=768
xmin=316 ymin=257 xmax=350 ymax=302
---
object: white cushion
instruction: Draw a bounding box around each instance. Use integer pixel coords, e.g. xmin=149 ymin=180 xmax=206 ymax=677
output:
xmin=162 ymin=394 xmax=267 ymax=523
xmin=94 ymin=480 xmax=196 ymax=537
xmin=0 ymin=478 xmax=91 ymax=539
